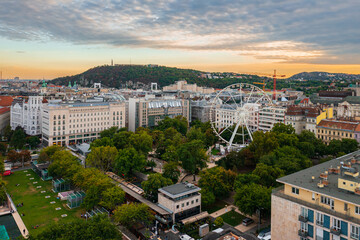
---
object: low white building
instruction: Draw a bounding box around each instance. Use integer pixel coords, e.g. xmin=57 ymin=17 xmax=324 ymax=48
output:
xmin=258 ymin=106 xmax=286 ymax=132
xmin=158 ymin=183 xmax=201 ymax=223
xmin=10 ymin=96 xmax=44 ymax=135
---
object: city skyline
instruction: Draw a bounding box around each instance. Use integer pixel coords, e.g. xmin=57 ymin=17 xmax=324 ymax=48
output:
xmin=1 ymin=0 xmax=360 ymax=79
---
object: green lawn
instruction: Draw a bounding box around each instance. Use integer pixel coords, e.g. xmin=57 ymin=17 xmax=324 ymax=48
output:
xmin=4 ymin=170 xmax=83 ymax=235
xmin=202 ymin=200 xmax=227 ymax=214
xmin=220 ymin=210 xmax=245 ymax=226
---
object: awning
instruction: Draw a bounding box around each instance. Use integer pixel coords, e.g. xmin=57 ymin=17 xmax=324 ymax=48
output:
xmin=180 ymin=211 xmax=209 ymax=225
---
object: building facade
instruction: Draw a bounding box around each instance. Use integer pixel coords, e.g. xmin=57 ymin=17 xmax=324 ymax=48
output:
xmin=191 ymin=100 xmax=212 ymax=123
xmin=316 ymin=119 xmax=360 ymax=144
xmin=163 ymin=80 xmax=215 ymax=94
xmin=158 ymin=183 xmax=201 ymax=223
xmin=10 ymin=96 xmax=44 ymax=135
xmin=128 ymin=97 xmax=190 ymax=132
xmin=258 ymin=106 xmax=286 ymax=132
xmin=285 ymin=106 xmax=333 ymax=134
xmin=42 ymin=100 xmax=126 ymax=146
xmin=272 ymin=151 xmax=360 ymax=240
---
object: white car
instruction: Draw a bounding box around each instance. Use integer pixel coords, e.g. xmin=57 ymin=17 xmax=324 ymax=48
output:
xmin=258 ymin=231 xmax=271 ymax=240
xmin=180 ymin=234 xmax=194 ymax=240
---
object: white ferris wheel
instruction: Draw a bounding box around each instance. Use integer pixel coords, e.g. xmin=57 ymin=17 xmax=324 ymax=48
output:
xmin=210 ymin=83 xmax=273 ymax=149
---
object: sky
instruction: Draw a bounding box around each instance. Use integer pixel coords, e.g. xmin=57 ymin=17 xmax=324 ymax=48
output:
xmin=0 ymin=0 xmax=360 ymax=79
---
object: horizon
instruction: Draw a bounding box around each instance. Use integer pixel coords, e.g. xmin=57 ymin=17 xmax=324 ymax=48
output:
xmin=1 ymin=1 xmax=360 ymax=79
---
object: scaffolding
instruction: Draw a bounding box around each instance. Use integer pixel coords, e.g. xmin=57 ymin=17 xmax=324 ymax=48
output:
xmin=52 ymin=179 xmax=71 ymax=193
xmin=66 ymin=191 xmax=86 ymax=209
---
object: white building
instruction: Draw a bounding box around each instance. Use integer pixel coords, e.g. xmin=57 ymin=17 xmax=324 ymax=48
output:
xmin=128 ymin=97 xmax=190 ymax=132
xmin=158 ymin=183 xmax=201 ymax=223
xmin=42 ymin=99 xmax=126 ymax=146
xmin=258 ymin=106 xmax=286 ymax=132
xmin=10 ymin=96 xmax=44 ymax=135
xmin=163 ymin=80 xmax=215 ymax=94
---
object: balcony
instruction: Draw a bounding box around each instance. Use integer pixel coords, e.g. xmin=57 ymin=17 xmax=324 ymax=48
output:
xmin=316 ymin=236 xmax=323 ymax=240
xmin=298 ymin=230 xmax=309 ymax=238
xmin=298 ymin=214 xmax=308 ymax=222
xmin=350 ymin=233 xmax=359 ymax=239
xmin=330 ymin=227 xmax=341 ymax=236
xmin=316 ymin=220 xmax=324 ymax=226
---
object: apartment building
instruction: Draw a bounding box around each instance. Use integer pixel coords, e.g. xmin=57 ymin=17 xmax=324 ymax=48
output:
xmin=191 ymin=99 xmax=212 ymax=123
xmin=128 ymin=97 xmax=190 ymax=132
xmin=163 ymin=80 xmax=215 ymax=94
xmin=42 ymin=100 xmax=125 ymax=146
xmin=158 ymin=183 xmax=201 ymax=223
xmin=272 ymin=151 xmax=360 ymax=240
xmin=285 ymin=106 xmax=333 ymax=134
xmin=258 ymin=106 xmax=286 ymax=132
xmin=316 ymin=119 xmax=360 ymax=144
xmin=10 ymin=96 xmax=44 ymax=135
xmin=337 ymin=97 xmax=360 ymax=119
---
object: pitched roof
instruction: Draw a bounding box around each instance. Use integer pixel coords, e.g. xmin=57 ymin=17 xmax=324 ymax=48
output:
xmin=0 ymin=96 xmax=13 ymax=107
xmin=0 ymin=107 xmax=10 ymax=115
xmin=318 ymin=119 xmax=360 ymax=131
xmin=286 ymin=105 xmax=321 ymax=117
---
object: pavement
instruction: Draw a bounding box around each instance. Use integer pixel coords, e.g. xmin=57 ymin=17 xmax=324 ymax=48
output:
xmin=12 ymin=211 xmax=29 ymax=238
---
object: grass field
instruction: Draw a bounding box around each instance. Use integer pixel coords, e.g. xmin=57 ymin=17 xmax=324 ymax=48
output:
xmin=4 ymin=170 xmax=83 ymax=235
xmin=220 ymin=210 xmax=245 ymax=226
xmin=202 ymin=200 xmax=227 ymax=214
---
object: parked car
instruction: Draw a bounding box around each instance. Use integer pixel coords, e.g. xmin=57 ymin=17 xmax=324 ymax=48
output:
xmin=257 ymin=228 xmax=271 ymax=240
xmin=242 ymin=217 xmax=254 ymax=226
xmin=180 ymin=234 xmax=194 ymax=240
xmin=2 ymin=170 xmax=12 ymax=176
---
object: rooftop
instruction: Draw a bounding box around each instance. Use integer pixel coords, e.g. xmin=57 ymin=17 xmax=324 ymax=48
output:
xmin=159 ymin=183 xmax=201 ymax=198
xmin=277 ymin=150 xmax=360 ymax=206
xmin=317 ymin=119 xmax=360 ymax=131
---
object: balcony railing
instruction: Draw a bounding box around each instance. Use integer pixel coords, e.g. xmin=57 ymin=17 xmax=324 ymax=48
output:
xmin=316 ymin=236 xmax=323 ymax=240
xmin=316 ymin=220 xmax=324 ymax=226
xmin=298 ymin=230 xmax=309 ymax=238
xmin=350 ymin=233 xmax=359 ymax=239
xmin=330 ymin=227 xmax=341 ymax=236
xmin=298 ymin=215 xmax=309 ymax=222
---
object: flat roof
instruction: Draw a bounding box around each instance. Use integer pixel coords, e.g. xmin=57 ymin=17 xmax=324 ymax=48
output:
xmin=277 ymin=150 xmax=360 ymax=206
xmin=159 ymin=183 xmax=201 ymax=198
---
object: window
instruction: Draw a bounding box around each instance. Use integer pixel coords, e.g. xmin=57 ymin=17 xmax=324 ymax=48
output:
xmin=351 ymin=224 xmax=359 ymax=239
xmin=176 ymin=205 xmax=179 ymax=209
xmin=181 ymin=203 xmax=184 ymax=207
xmin=321 ymin=196 xmax=333 ymax=205
xmin=196 ymin=199 xmax=198 ymax=203
xmin=356 ymin=206 xmax=360 ymax=215
xmin=332 ymin=218 xmax=341 ymax=231
xmin=316 ymin=212 xmax=324 ymax=226
xmin=191 ymin=200 xmax=194 ymax=204
xmin=292 ymin=187 xmax=299 ymax=195
xmin=301 ymin=207 xmax=308 ymax=218
xmin=312 ymin=193 xmax=315 ymax=200
xmin=344 ymin=203 xmax=348 ymax=211
xmin=186 ymin=202 xmax=189 ymax=206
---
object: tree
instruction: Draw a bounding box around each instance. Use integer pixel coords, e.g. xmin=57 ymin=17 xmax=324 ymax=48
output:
xmin=3 ymin=125 xmax=13 ymax=141
xmin=163 ymin=161 xmax=180 ymax=184
xmin=129 ymin=131 xmax=152 ymax=156
xmin=113 ymin=131 xmax=133 ymax=150
xmin=199 ymin=167 xmax=236 ymax=199
xmin=178 ymin=140 xmax=208 ymax=179
xmin=86 ymin=146 xmax=118 ymax=172
xmin=161 ymin=145 xmax=179 ymax=162
xmin=234 ymin=183 xmax=272 ymax=217
xmin=38 ymin=151 xmax=50 ymax=163
xmin=19 ymin=150 xmax=31 ymax=166
xmin=41 ymin=145 xmax=63 ymax=159
xmin=113 ymin=203 xmax=154 ymax=228
xmin=7 ymin=150 xmax=19 ymax=163
xmin=233 ymin=174 xmax=261 ymax=190
xmin=186 ymin=127 xmax=206 ymax=143
xmin=275 ymin=133 xmax=299 ymax=147
xmin=156 ymin=116 xmax=188 ymax=135
xmin=90 ymin=137 xmax=113 ymax=149
xmin=142 ymin=173 xmax=172 ymax=202
xmin=99 ymin=186 xmax=125 ymax=210
xmin=340 ymin=139 xmax=358 ymax=154
xmin=272 ymin=123 xmax=295 ymax=134
xmin=26 ymin=136 xmax=40 ymax=149
xmin=214 ymin=217 xmax=224 ymax=227
xmin=82 ymin=185 xmax=102 ymax=210
xmin=48 ymin=150 xmax=81 ymax=179
xmin=252 ymin=163 xmax=284 ymax=187
xmin=200 ymin=189 xmax=215 ymax=206
xmin=114 ymin=147 xmax=146 ymax=177
xmin=248 ymin=131 xmax=279 ymax=160
xmin=9 ymin=128 xmax=26 ymax=149
xmin=32 ymin=215 xmax=121 ymax=240
xmin=100 ymin=126 xmax=118 ymax=138
xmin=0 ymin=143 xmax=7 ymax=155
xmin=0 ymin=179 xmax=6 ymax=204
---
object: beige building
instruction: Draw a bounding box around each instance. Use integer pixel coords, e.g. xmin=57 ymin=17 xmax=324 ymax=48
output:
xmin=316 ymin=119 xmax=360 ymax=144
xmin=163 ymin=80 xmax=215 ymax=94
xmin=42 ymin=100 xmax=125 ymax=146
xmin=158 ymin=183 xmax=201 ymax=223
xmin=128 ymin=97 xmax=190 ymax=132
xmin=0 ymin=107 xmax=10 ymax=134
xmin=272 ymin=151 xmax=360 ymax=240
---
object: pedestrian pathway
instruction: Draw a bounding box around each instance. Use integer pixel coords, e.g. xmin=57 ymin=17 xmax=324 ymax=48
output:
xmin=12 ymin=211 xmax=29 ymax=238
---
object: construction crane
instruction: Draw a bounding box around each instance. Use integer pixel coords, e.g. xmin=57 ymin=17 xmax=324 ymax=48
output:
xmin=253 ymin=79 xmax=266 ymax=91
xmin=241 ymin=70 xmax=286 ymax=100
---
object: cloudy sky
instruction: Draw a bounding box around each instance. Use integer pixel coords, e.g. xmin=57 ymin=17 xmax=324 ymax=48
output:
xmin=1 ymin=0 xmax=359 ymax=79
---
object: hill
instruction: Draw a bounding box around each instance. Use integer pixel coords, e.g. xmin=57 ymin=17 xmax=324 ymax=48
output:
xmin=288 ymin=72 xmax=360 ymax=81
xmin=50 ymin=65 xmax=263 ymax=89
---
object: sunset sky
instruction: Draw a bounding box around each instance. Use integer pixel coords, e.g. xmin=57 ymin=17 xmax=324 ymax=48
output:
xmin=1 ymin=0 xmax=359 ymax=79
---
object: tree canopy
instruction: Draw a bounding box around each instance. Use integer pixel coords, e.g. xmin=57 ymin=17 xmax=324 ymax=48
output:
xmin=142 ymin=173 xmax=172 ymax=202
